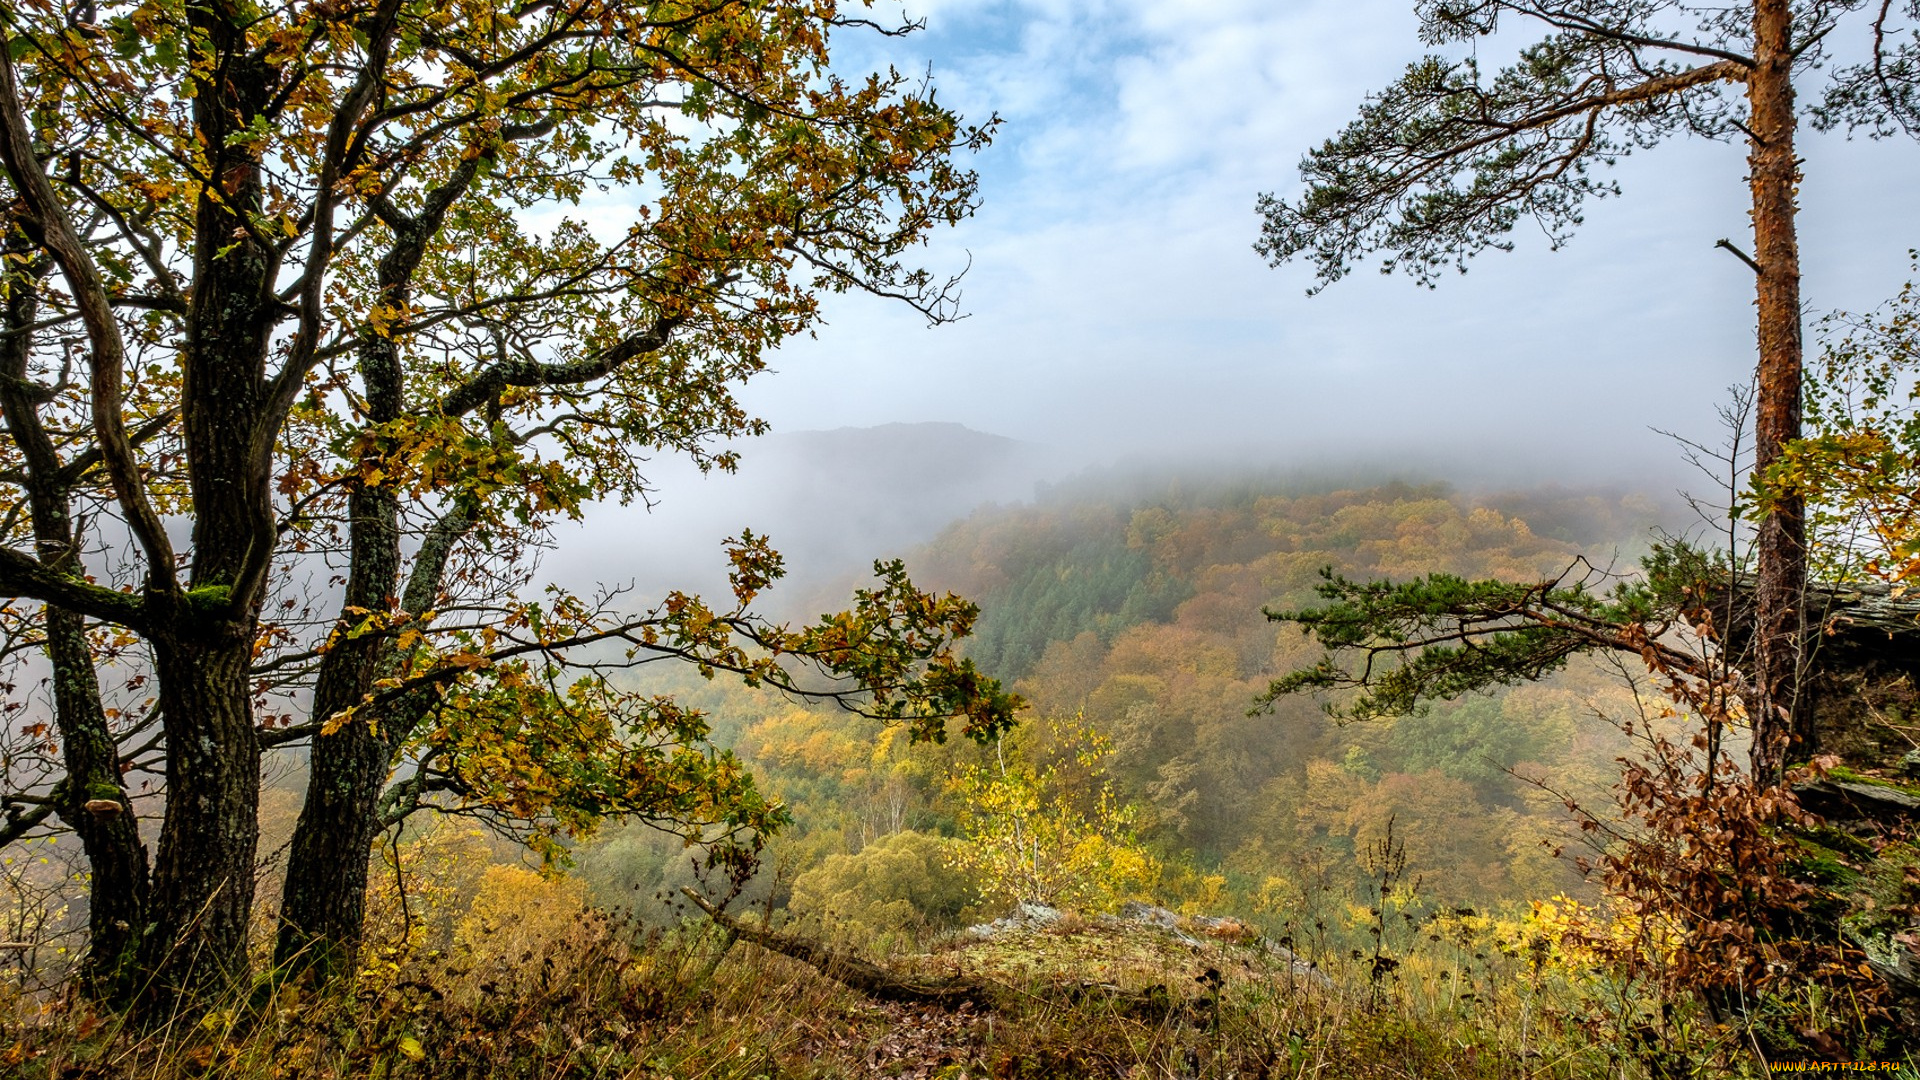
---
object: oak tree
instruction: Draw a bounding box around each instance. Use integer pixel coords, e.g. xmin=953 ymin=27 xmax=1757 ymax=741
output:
xmin=0 ymin=0 xmax=1014 ymax=1014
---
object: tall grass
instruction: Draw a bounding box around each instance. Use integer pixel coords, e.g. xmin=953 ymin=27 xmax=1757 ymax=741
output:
xmin=5 ymin=889 xmax=1870 ymax=1080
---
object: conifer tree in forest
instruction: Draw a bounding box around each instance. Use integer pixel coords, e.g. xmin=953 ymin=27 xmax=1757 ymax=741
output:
xmin=1258 ymin=0 xmax=1920 ymax=779
xmin=0 ymin=0 xmax=1015 ymax=1016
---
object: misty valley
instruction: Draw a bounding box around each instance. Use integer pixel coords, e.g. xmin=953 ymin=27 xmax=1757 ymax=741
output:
xmin=5 ymin=0 xmax=1920 ymax=1077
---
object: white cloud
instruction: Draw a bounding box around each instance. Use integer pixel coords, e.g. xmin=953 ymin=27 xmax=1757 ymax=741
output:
xmin=724 ymin=1 xmax=1920 ymax=487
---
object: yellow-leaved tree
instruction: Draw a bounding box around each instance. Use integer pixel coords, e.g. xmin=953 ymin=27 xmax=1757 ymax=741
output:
xmin=1765 ymin=265 xmax=1920 ymax=590
xmin=948 ymin=716 xmax=1159 ymax=913
xmin=787 ymin=829 xmax=976 ymax=943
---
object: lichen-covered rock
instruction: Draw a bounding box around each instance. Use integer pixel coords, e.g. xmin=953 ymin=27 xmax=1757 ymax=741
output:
xmin=962 ymin=898 xmax=1333 ymax=991
xmin=965 ymin=901 xmax=1063 ymax=938
xmin=1117 ymin=901 xmax=1180 ymax=929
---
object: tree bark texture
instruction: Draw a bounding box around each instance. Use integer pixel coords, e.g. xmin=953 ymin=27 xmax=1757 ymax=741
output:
xmin=274 ymin=484 xmax=401 ymax=976
xmin=181 ymin=35 xmax=277 ymax=600
xmin=119 ymin=11 xmax=285 ymax=1012
xmin=46 ymin=605 xmax=151 ymax=1001
xmin=1747 ymin=0 xmax=1809 ymax=780
xmin=274 ymin=497 xmax=471 ymax=974
xmin=138 ymin=629 xmax=260 ymax=1008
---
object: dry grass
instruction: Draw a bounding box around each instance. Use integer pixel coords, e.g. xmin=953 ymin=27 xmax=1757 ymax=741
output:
xmin=3 ymin=900 xmax=1829 ymax=1080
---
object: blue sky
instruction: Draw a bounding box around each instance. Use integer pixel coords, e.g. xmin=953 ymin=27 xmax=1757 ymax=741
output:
xmin=726 ymin=0 xmax=1920 ymax=480
xmin=547 ymin=0 xmax=1920 ymax=598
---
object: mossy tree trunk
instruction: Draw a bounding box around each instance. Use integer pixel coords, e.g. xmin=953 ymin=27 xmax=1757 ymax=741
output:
xmin=275 ymin=166 xmax=484 ymax=976
xmin=0 ymin=244 xmax=150 ymax=1003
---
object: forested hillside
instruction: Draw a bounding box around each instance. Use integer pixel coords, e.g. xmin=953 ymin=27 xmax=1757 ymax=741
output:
xmin=928 ymin=480 xmax=1665 ymax=894
xmin=569 ymin=478 xmax=1675 ymax=935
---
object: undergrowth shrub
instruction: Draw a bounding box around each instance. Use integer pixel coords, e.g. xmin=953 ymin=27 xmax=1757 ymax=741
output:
xmin=1534 ymin=715 xmax=1902 ymax=1065
xmin=786 ymin=829 xmax=978 ymax=946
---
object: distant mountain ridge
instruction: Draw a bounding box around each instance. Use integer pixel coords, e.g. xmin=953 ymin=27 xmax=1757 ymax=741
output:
xmin=907 ymin=476 xmax=1677 ymax=682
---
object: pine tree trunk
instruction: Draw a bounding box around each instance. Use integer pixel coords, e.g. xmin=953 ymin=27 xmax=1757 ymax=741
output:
xmin=1747 ymin=0 xmax=1808 ymax=781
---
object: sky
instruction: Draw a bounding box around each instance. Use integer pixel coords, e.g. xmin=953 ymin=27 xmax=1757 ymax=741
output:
xmin=552 ymin=0 xmax=1920 ymax=598
xmin=717 ymin=0 xmax=1920 ymax=480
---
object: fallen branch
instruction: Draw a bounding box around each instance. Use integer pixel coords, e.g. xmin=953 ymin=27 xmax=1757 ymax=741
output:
xmin=678 ymin=888 xmax=1233 ymax=1019
xmin=679 ymin=887 xmax=998 ymax=1008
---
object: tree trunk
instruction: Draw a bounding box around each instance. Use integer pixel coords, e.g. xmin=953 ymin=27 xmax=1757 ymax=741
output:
xmin=0 ymin=257 xmax=151 ymax=1002
xmin=273 ymin=721 xmax=392 ymax=977
xmin=46 ymin=606 xmax=151 ymax=1002
xmin=126 ymin=8 xmax=280 ymax=1015
xmin=138 ymin=628 xmax=260 ymax=1012
xmin=274 ymin=486 xmax=400 ymax=976
xmin=274 ymin=500 xmax=470 ymax=975
xmin=276 ymin=177 xmax=479 ymax=977
xmin=680 ymin=888 xmax=999 ymax=1008
xmin=1746 ymin=0 xmax=1808 ymax=781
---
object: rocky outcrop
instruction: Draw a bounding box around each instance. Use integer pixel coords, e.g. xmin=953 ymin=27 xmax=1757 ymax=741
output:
xmin=964 ymin=901 xmax=1064 ymax=937
xmin=1109 ymin=902 xmax=1331 ymax=989
xmin=697 ymin=890 xmax=1337 ymax=1013
xmin=965 ymin=899 xmax=1332 ymax=990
